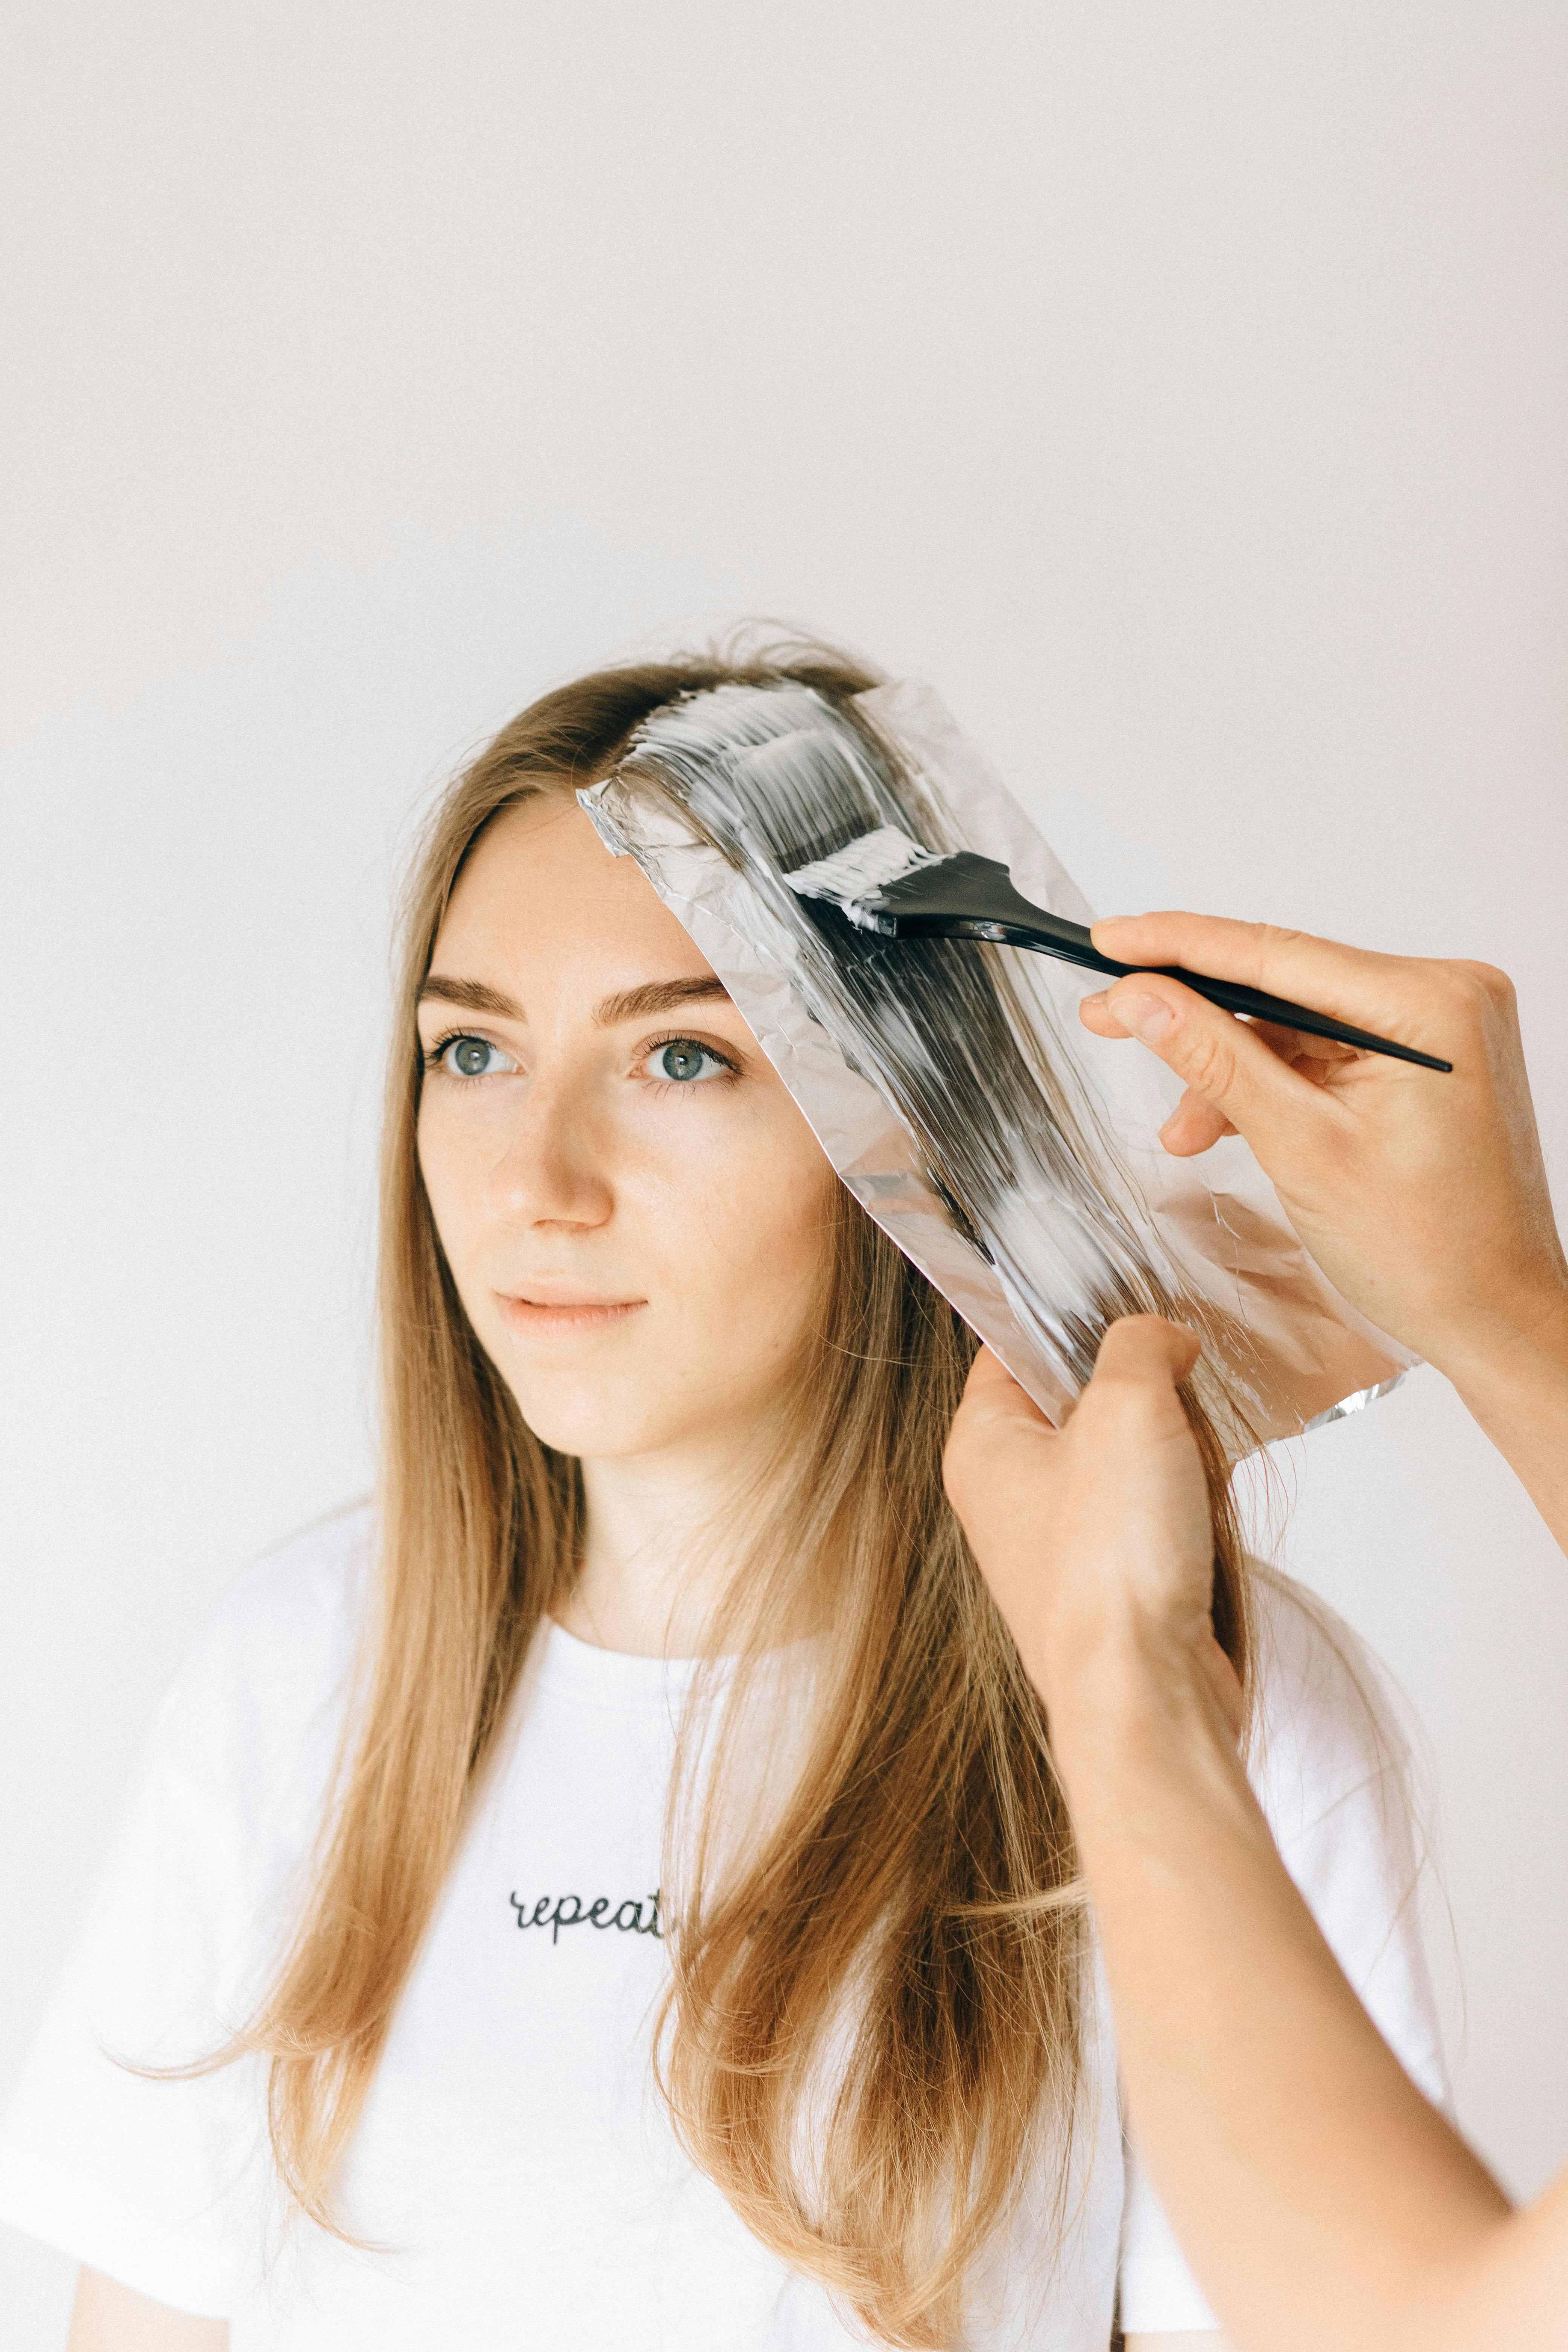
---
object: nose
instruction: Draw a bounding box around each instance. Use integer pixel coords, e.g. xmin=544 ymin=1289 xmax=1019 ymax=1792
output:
xmin=481 ymin=1065 xmax=612 ymax=1233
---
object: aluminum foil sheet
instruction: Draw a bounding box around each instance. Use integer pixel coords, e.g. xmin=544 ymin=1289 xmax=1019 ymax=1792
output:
xmin=579 ymin=678 xmax=1414 ymax=1448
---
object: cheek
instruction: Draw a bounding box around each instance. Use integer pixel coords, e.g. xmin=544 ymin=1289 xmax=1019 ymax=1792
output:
xmin=415 ymin=1102 xmax=485 ymax=1276
xmin=645 ymin=1111 xmax=839 ymax=1338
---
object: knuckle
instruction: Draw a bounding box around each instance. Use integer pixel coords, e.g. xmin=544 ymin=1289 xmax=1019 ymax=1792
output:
xmin=1431 ymin=959 xmax=1517 ymax=1044
xmin=1176 ymin=1023 xmax=1237 ymax=1101
xmin=1251 ymin=921 xmax=1308 ymax=985
xmin=1457 ymin=959 xmax=1516 ymax=1016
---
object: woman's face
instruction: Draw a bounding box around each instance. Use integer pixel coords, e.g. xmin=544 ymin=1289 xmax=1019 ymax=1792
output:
xmin=416 ymin=792 xmax=840 ymax=1463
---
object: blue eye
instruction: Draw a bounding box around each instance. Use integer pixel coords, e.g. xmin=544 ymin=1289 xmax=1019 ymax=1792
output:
xmin=436 ymin=1035 xmax=516 ymax=1079
xmin=647 ymin=1039 xmax=730 ymax=1084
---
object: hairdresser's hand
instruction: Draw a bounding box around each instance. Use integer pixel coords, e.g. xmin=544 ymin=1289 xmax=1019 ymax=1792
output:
xmin=943 ymin=1320 xmax=1241 ymax=1725
xmin=1078 ymin=914 xmax=1568 ymax=1385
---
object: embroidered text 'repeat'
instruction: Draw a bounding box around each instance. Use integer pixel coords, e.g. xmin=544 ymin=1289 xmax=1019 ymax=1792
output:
xmin=509 ymin=1890 xmax=663 ymax=1944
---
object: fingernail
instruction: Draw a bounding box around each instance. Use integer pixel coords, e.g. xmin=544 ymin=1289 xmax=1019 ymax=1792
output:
xmin=1080 ymin=989 xmax=1108 ymax=1011
xmin=1113 ymin=992 xmax=1174 ymax=1043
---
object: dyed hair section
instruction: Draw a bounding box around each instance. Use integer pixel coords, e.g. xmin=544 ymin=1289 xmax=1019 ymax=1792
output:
xmin=613 ymin=679 xmax=1181 ymax=1396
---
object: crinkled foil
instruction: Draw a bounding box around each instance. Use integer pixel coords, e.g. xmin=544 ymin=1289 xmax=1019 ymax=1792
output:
xmin=580 ymin=678 xmax=1414 ymax=1448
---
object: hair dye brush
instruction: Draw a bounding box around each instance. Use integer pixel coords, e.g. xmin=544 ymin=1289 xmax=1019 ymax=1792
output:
xmin=784 ymin=827 xmax=1452 ymax=1073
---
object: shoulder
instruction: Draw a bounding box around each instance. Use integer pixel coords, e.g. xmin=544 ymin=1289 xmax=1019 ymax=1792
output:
xmin=1243 ymin=1564 xmax=1413 ymax=1857
xmin=207 ymin=1498 xmax=374 ymax=1669
xmin=141 ymin=1502 xmax=375 ymax=1841
xmin=1241 ymin=1564 xmax=1447 ymax=2102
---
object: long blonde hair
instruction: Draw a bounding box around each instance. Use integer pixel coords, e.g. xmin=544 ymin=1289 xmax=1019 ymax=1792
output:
xmin=235 ymin=650 xmax=1251 ymax=2348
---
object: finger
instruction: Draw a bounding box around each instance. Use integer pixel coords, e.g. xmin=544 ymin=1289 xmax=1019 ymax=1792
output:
xmin=1081 ymin=987 xmax=1335 ymax=1150
xmin=1095 ymin=972 xmax=1332 ymax=1161
xmin=1088 ymin=910 xmax=1448 ymax=1066
xmin=1090 ymin=1314 xmax=1203 ymax=1395
xmin=945 ymin=1348 xmax=1062 ymax=1522
xmin=1248 ymin=1017 xmax=1357 ymax=1068
xmin=1077 ymin=991 xmax=1134 ymax=1040
xmin=956 ymin=1344 xmax=1058 ymax=1433
xmin=1081 ymin=993 xmax=1350 ymax=1076
xmin=1157 ymin=1087 xmax=1236 ymax=1156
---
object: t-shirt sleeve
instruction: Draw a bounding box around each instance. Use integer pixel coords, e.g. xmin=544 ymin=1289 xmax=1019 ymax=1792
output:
xmin=0 ymin=1526 xmax=363 ymax=2316
xmin=1115 ymin=1575 xmax=1449 ymax=2336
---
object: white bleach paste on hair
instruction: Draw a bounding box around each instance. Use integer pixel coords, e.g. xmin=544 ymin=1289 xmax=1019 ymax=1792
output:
xmin=580 ymin=678 xmax=1412 ymax=1441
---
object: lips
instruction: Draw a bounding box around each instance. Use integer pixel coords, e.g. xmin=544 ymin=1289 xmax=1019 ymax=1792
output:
xmin=494 ymin=1292 xmax=647 ymax=1339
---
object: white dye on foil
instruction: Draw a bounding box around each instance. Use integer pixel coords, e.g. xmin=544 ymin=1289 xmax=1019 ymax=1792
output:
xmin=581 ymin=678 xmax=1415 ymax=1441
xmin=784 ymin=825 xmax=936 ymax=910
xmin=587 ymin=682 xmax=1154 ymax=1410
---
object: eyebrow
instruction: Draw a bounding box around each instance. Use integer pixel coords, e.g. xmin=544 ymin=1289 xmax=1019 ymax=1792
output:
xmin=417 ymin=973 xmax=730 ymax=1026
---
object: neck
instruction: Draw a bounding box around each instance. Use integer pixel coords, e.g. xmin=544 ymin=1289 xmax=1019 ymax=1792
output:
xmin=556 ymin=1423 xmax=780 ymax=1658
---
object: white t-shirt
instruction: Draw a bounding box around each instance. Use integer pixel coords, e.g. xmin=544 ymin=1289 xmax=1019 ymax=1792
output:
xmin=0 ymin=1507 xmax=1447 ymax=2347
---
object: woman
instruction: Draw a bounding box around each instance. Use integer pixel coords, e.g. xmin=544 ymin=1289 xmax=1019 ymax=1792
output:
xmin=946 ymin=916 xmax=1568 ymax=2352
xmin=0 ymin=654 xmax=1446 ymax=2350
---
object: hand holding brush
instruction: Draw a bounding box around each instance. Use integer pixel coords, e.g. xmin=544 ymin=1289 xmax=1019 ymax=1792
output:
xmin=785 ymin=828 xmax=1451 ymax=1071
xmin=1078 ymin=908 xmax=1568 ymax=1403
xmin=786 ymin=831 xmax=1563 ymax=1385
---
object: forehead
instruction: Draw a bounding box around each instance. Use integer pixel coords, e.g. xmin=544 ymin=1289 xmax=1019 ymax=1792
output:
xmin=431 ymin=792 xmax=718 ymax=989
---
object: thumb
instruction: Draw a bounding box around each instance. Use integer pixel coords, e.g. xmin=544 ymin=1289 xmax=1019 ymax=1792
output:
xmin=1100 ymin=972 xmax=1320 ymax=1158
xmin=956 ymin=1343 xmax=1056 ymax=1429
xmin=1090 ymin=1312 xmax=1203 ymax=1395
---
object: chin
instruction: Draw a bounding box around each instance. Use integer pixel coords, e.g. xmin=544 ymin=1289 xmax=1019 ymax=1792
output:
xmin=502 ymin=1372 xmax=695 ymax=1462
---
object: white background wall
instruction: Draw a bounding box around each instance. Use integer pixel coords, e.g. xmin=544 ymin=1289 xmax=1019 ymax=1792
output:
xmin=3 ymin=3 xmax=1565 ymax=2341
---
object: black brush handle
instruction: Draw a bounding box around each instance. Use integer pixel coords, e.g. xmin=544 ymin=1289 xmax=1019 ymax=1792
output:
xmin=862 ymin=862 xmax=1453 ymax=1073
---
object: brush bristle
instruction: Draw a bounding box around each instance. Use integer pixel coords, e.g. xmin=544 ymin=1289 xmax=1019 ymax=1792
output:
xmin=783 ymin=825 xmax=942 ymax=908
